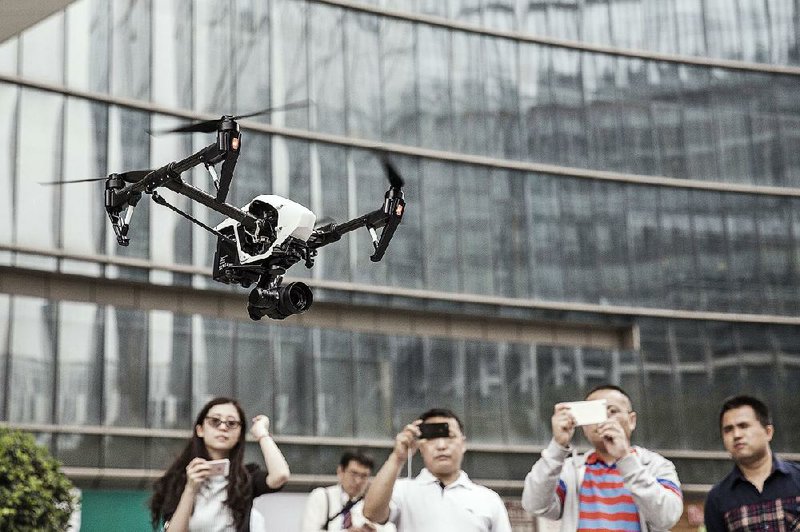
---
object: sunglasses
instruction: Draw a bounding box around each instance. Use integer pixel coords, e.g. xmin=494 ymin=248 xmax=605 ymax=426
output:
xmin=205 ymin=416 xmax=242 ymax=430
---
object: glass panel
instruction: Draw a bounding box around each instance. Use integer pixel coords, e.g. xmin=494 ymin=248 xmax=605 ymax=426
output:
xmin=15 ymin=89 xmax=61 ymax=269
xmin=274 ymin=325 xmax=314 ymax=435
xmin=416 ymin=24 xmax=453 ymax=151
xmin=110 ymin=0 xmax=150 ymax=100
xmin=316 ymin=329 xmax=354 ymax=436
xmin=235 ymin=320 xmax=275 ymax=420
xmin=149 ymin=311 xmax=192 ymax=428
xmin=457 ymin=165 xmax=494 ymax=294
xmin=61 ymin=98 xmax=107 ymax=275
xmin=353 ymin=333 xmax=392 ymax=437
xmin=194 ymin=317 xmax=235 ymax=403
xmin=314 ymin=145 xmax=350 ymax=281
xmin=270 ymin=0 xmax=310 ymax=129
xmin=310 ymin=3 xmax=345 ymax=136
xmin=105 ymin=307 xmax=148 ymax=427
xmin=57 ymin=302 xmax=103 ymax=425
xmin=9 ymin=297 xmax=55 ymax=423
xmin=345 ymin=11 xmax=381 ymax=139
xmin=381 ymin=18 xmax=418 ymax=145
xmin=464 ymin=340 xmax=504 ymax=443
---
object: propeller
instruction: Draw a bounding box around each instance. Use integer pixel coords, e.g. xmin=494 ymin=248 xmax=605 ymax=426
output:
xmin=149 ymin=100 xmax=312 ymax=136
xmin=381 ymin=156 xmax=405 ymax=189
xmin=39 ymin=170 xmax=153 ymax=186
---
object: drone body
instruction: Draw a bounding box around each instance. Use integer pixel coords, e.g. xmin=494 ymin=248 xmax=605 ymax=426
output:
xmin=47 ymin=106 xmax=406 ymax=320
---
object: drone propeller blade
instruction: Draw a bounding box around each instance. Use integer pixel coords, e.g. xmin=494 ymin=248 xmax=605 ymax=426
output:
xmin=39 ymin=176 xmax=108 ymax=185
xmin=149 ymin=100 xmax=313 ymax=136
xmin=38 ymin=169 xmax=153 ymax=186
xmin=381 ymin=157 xmax=405 ymax=189
xmin=233 ymin=99 xmax=312 ymax=121
xmin=148 ymin=119 xmax=220 ymax=136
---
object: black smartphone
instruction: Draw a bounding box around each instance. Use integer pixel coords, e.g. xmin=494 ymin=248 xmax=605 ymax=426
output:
xmin=418 ymin=422 xmax=450 ymax=440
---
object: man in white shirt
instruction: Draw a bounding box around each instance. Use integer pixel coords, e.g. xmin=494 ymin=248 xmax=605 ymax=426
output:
xmin=362 ymin=408 xmax=512 ymax=532
xmin=301 ymin=449 xmax=388 ymax=531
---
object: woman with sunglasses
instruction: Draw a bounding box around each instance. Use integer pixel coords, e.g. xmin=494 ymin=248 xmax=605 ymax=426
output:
xmin=150 ymin=397 xmax=291 ymax=531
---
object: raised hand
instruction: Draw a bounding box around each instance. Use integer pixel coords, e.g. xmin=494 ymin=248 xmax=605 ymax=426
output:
xmin=250 ymin=415 xmax=271 ymax=440
xmin=552 ymin=404 xmax=577 ymax=447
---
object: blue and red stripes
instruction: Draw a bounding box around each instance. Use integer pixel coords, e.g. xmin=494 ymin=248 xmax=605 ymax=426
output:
xmin=576 ymin=456 xmax=641 ymax=531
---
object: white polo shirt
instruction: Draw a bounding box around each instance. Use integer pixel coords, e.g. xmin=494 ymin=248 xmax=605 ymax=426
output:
xmin=387 ymin=469 xmax=512 ymax=532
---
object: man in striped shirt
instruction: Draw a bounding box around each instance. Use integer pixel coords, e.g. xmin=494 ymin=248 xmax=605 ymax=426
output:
xmin=521 ymin=385 xmax=683 ymax=531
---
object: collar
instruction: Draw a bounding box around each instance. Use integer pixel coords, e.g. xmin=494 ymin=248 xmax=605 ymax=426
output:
xmin=585 ymin=447 xmax=638 ymax=466
xmin=416 ymin=468 xmax=473 ymax=490
xmin=732 ymin=455 xmax=788 ymax=485
xmin=335 ymin=484 xmax=360 ymax=505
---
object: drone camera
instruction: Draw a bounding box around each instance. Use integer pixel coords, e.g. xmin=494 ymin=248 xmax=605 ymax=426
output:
xmin=247 ymin=282 xmax=313 ymax=320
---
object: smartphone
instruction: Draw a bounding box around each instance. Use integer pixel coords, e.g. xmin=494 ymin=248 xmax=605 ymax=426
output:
xmin=206 ymin=458 xmax=230 ymax=477
xmin=564 ymin=399 xmax=608 ymax=426
xmin=418 ymin=422 xmax=450 ymax=440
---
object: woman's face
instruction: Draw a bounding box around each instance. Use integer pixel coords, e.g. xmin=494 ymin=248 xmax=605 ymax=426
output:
xmin=195 ymin=403 xmax=242 ymax=459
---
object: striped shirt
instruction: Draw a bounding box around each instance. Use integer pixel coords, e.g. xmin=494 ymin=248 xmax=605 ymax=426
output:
xmin=576 ymin=452 xmax=641 ymax=531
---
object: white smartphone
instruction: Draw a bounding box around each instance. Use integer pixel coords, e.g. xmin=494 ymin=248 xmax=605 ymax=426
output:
xmin=564 ymin=399 xmax=608 ymax=426
xmin=206 ymin=458 xmax=230 ymax=477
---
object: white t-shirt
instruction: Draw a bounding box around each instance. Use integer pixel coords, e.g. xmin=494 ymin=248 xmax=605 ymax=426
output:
xmin=189 ymin=476 xmax=236 ymax=531
xmin=387 ymin=469 xmax=512 ymax=532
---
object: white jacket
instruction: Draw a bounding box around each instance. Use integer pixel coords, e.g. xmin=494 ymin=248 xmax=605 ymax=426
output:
xmin=521 ymin=439 xmax=683 ymax=532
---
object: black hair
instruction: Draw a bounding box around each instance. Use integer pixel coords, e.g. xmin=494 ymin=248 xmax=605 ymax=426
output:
xmin=719 ymin=395 xmax=772 ymax=429
xmin=585 ymin=384 xmax=633 ymax=409
xmin=339 ymin=449 xmax=374 ymax=471
xmin=419 ymin=407 xmax=465 ymax=434
xmin=150 ymin=397 xmax=250 ymax=530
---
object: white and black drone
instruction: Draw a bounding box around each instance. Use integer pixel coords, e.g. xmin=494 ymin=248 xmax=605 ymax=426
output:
xmin=46 ymin=106 xmax=406 ymax=320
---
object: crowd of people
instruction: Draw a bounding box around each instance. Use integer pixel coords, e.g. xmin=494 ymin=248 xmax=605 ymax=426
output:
xmin=148 ymin=387 xmax=799 ymax=531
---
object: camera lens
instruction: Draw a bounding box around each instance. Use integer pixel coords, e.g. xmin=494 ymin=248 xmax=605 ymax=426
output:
xmin=247 ymin=282 xmax=314 ymax=320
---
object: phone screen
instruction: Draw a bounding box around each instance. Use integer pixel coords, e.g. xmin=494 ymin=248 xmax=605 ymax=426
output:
xmin=206 ymin=458 xmax=230 ymax=477
xmin=418 ymin=422 xmax=450 ymax=440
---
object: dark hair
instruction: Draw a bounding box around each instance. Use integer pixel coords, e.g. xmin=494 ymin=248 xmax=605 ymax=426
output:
xmin=719 ymin=395 xmax=772 ymax=429
xmin=339 ymin=449 xmax=374 ymax=471
xmin=585 ymin=384 xmax=633 ymax=409
xmin=419 ymin=408 xmax=465 ymax=434
xmin=150 ymin=397 xmax=251 ymax=530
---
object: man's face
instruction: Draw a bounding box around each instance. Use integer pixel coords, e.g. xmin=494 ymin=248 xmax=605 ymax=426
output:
xmin=418 ymin=416 xmax=466 ymax=479
xmin=581 ymin=388 xmax=637 ymax=449
xmin=721 ymin=406 xmax=773 ymax=466
xmin=337 ymin=460 xmax=371 ymax=499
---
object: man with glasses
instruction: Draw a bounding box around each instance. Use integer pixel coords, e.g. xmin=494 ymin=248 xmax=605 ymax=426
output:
xmin=301 ymin=449 xmax=388 ymax=531
xmin=363 ymin=408 xmax=512 ymax=531
xmin=522 ymin=385 xmax=683 ymax=531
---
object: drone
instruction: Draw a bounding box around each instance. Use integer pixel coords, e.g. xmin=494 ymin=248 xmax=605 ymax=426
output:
xmin=47 ymin=105 xmax=406 ymax=320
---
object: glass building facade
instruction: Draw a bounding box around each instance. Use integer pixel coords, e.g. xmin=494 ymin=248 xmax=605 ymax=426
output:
xmin=1 ymin=0 xmax=799 ymax=527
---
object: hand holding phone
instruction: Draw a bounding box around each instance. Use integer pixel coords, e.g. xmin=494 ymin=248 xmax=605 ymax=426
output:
xmin=564 ymin=399 xmax=608 ymax=426
xmin=205 ymin=458 xmax=230 ymax=477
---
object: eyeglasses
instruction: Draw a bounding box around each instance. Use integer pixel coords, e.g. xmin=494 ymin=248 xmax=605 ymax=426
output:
xmin=205 ymin=416 xmax=242 ymax=430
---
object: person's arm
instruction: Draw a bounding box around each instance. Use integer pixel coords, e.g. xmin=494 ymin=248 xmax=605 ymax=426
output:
xmin=251 ymin=415 xmax=290 ymax=489
xmin=521 ymin=404 xmax=575 ymax=520
xmin=702 ymin=489 xmax=726 ymax=532
xmin=299 ymin=487 xmax=328 ymax=532
xmin=521 ymin=439 xmax=571 ymax=520
xmin=362 ymin=421 xmax=421 ymax=524
xmin=165 ymin=458 xmax=211 ymax=532
xmin=489 ymin=490 xmax=513 ymax=532
xmin=615 ymin=451 xmax=684 ymax=530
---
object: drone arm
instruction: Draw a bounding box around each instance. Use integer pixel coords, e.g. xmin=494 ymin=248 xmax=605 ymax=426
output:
xmin=308 ymin=188 xmax=405 ymax=262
